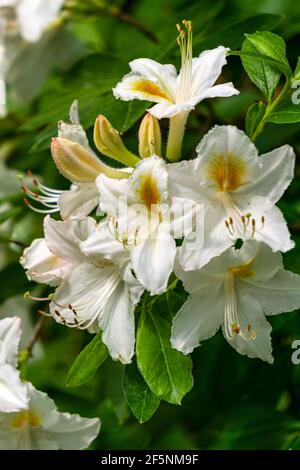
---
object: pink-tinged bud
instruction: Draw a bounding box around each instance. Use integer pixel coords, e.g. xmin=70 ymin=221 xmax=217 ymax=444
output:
xmin=94 ymin=115 xmax=139 ymax=168
xmin=51 ymin=138 xmax=129 ymax=183
xmin=138 ymin=113 xmax=161 ymax=158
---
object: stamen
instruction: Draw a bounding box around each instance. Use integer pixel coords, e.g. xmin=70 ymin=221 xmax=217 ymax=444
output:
xmin=19 ymin=172 xmax=62 ymax=214
xmin=224 ymin=273 xmax=256 ymax=341
xmin=251 ymin=218 xmax=256 ymax=238
xmin=176 ymin=20 xmax=193 ymax=102
xmin=24 ymin=292 xmax=54 ymax=302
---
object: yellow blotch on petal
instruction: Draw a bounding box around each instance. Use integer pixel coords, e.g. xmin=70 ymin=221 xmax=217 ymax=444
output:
xmin=138 ymin=174 xmax=161 ymax=210
xmin=229 ymin=259 xmax=255 ymax=278
xmin=132 ymin=80 xmax=171 ymax=102
xmin=207 ymin=153 xmax=246 ymax=192
xmin=11 ymin=410 xmax=41 ymax=429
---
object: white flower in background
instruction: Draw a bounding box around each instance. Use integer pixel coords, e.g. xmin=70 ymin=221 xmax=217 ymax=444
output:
xmin=0 ymin=0 xmax=65 ymax=43
xmin=168 ymin=125 xmax=295 ymax=271
xmin=21 ymin=101 xmax=131 ymax=219
xmin=21 ymin=215 xmax=144 ymax=364
xmin=0 ymin=297 xmax=44 ymax=358
xmin=0 ymin=381 xmax=100 ymax=450
xmin=0 ymin=0 xmax=65 ymax=116
xmin=113 ymin=20 xmax=239 ymax=159
xmin=172 ymin=241 xmax=300 ymax=363
xmin=0 ymin=316 xmax=28 ymax=412
xmin=98 ymin=155 xmax=196 ymax=295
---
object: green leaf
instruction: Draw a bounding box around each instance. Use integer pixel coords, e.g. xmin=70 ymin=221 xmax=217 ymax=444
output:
xmin=136 ymin=300 xmax=193 ymax=405
xmin=266 ymin=103 xmax=300 ymax=124
xmin=123 ymin=360 xmax=160 ymax=423
xmin=245 ymin=31 xmax=290 ymax=69
xmin=66 ymin=332 xmax=108 ymax=387
xmin=245 ymin=101 xmax=266 ymax=137
xmin=241 ymin=32 xmax=291 ymax=99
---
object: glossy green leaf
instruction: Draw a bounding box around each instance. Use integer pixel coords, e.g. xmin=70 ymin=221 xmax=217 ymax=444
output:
xmin=66 ymin=332 xmax=108 ymax=387
xmin=245 ymin=101 xmax=266 ymax=137
xmin=123 ymin=360 xmax=160 ymax=423
xmin=136 ymin=299 xmax=193 ymax=405
xmin=241 ymin=31 xmax=291 ymax=99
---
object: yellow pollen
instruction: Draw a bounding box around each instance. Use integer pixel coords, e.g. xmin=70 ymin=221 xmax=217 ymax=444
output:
xmin=132 ymin=80 xmax=171 ymax=101
xmin=138 ymin=174 xmax=161 ymax=210
xmin=11 ymin=410 xmax=41 ymax=429
xmin=207 ymin=153 xmax=246 ymax=192
xmin=229 ymin=259 xmax=256 ymax=278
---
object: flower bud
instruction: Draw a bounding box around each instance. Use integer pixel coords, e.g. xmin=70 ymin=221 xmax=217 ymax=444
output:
xmin=94 ymin=115 xmax=139 ymax=168
xmin=138 ymin=113 xmax=161 ymax=158
xmin=51 ymin=137 xmax=128 ymax=183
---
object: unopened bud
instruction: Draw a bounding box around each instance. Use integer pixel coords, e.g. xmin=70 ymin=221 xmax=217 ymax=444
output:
xmin=138 ymin=113 xmax=161 ymax=158
xmin=94 ymin=115 xmax=139 ymax=168
xmin=51 ymin=137 xmax=128 ymax=183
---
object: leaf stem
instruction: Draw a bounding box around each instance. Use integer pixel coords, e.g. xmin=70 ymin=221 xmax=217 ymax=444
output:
xmin=251 ymin=80 xmax=291 ymax=141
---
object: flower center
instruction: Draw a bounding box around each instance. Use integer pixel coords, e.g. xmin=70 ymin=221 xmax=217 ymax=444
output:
xmin=137 ymin=174 xmax=161 ymax=210
xmin=132 ymin=80 xmax=172 ymax=102
xmin=224 ymin=263 xmax=256 ymax=341
xmin=207 ymin=153 xmax=246 ymax=192
xmin=11 ymin=410 xmax=41 ymax=429
xmin=229 ymin=259 xmax=256 ymax=278
xmin=177 ymin=20 xmax=193 ymax=102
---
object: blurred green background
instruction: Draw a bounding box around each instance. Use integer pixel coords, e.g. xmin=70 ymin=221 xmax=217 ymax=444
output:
xmin=1 ymin=0 xmax=300 ymax=450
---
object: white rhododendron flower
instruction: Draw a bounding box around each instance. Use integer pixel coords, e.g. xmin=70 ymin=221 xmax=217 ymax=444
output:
xmin=97 ymin=155 xmax=195 ymax=295
xmin=0 ymin=382 xmax=100 ymax=450
xmin=21 ymin=215 xmax=144 ymax=364
xmin=113 ymin=22 xmax=238 ymax=120
xmin=168 ymin=125 xmax=295 ymax=270
xmin=0 ymin=0 xmax=65 ymax=116
xmin=172 ymin=241 xmax=300 ymax=363
xmin=0 ymin=317 xmax=28 ymax=412
xmin=0 ymin=0 xmax=65 ymax=43
xmin=113 ymin=20 xmax=239 ymax=161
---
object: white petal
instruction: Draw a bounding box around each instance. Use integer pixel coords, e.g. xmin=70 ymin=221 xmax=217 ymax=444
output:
xmin=58 ymin=184 xmax=100 ymax=219
xmin=81 ymin=221 xmax=129 ymax=266
xmin=189 ymin=47 xmax=233 ymax=95
xmin=0 ymin=316 xmax=21 ymax=366
xmin=175 ymin=252 xmax=224 ymax=293
xmin=27 ymin=383 xmax=100 ymax=450
xmin=196 ymin=125 xmax=258 ymax=171
xmin=171 ymin=284 xmax=223 ymax=354
xmin=236 ymin=144 xmax=295 ymax=204
xmin=0 ymin=364 xmax=28 ymax=412
xmin=99 ymin=277 xmax=137 ymax=364
xmin=131 ymin=223 xmax=176 ymax=295
xmin=167 ymin=159 xmax=206 ymax=203
xmin=44 ymin=215 xmax=95 ymax=262
xmin=189 ymin=82 xmax=239 ymax=106
xmin=180 ymin=203 xmax=231 ymax=271
xmin=149 ymin=101 xmax=194 ymax=118
xmin=224 ymin=293 xmax=273 ymax=363
xmin=97 ymin=174 xmax=129 ymax=215
xmin=232 ymin=241 xmax=282 ymax=281
xmin=17 ymin=0 xmax=64 ymax=43
xmin=248 ymin=200 xmax=294 ymax=253
xmin=129 ymin=155 xmax=169 ymax=205
xmin=241 ymin=268 xmax=300 ymax=316
xmin=113 ymin=58 xmax=177 ymax=103
xmin=20 ymin=238 xmax=66 ymax=286
xmin=50 ymin=262 xmax=121 ymax=330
